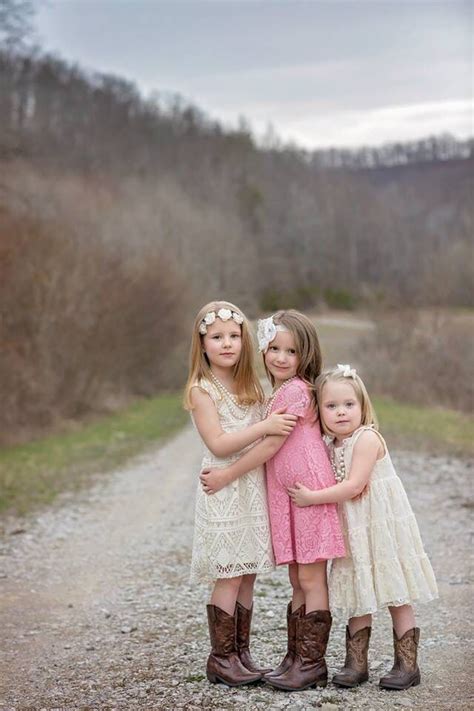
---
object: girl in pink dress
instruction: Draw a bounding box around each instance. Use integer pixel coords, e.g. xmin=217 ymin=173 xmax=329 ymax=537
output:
xmin=201 ymin=310 xmax=345 ymax=691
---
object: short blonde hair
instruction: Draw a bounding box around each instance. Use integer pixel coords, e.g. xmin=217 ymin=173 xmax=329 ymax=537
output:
xmin=315 ymin=367 xmax=378 ymax=437
xmin=183 ymin=300 xmax=263 ymax=410
xmin=264 ymin=310 xmax=323 ymax=409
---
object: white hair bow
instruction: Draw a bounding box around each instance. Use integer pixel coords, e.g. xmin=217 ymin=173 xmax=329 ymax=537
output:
xmin=336 ymin=363 xmax=357 ymax=378
xmin=257 ymin=316 xmax=288 ymax=352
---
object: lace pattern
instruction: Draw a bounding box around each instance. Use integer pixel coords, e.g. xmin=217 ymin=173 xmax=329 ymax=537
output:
xmin=189 ymin=378 xmax=274 ymax=583
xmin=328 ymin=427 xmax=438 ymax=616
xmin=266 ymin=378 xmax=346 ymax=565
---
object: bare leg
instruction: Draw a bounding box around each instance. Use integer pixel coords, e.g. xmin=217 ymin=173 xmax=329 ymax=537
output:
xmin=298 ymin=561 xmax=329 ymax=612
xmin=288 ymin=563 xmax=304 ymax=610
xmin=389 ymin=604 xmax=416 ymax=638
xmin=348 ymin=614 xmax=372 ymax=635
xmin=237 ymin=574 xmax=256 ymax=609
xmin=211 ymin=576 xmax=243 ymax=615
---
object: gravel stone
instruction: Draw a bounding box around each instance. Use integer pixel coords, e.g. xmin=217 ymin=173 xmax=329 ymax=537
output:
xmin=0 ymin=426 xmax=472 ymax=710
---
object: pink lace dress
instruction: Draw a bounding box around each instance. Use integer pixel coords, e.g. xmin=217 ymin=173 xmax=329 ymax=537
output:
xmin=265 ymin=378 xmax=346 ymax=565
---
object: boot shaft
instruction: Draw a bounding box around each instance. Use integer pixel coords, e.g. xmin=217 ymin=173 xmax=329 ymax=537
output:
xmin=344 ymin=626 xmax=371 ymax=671
xmin=206 ymin=604 xmax=236 ymax=656
xmin=287 ymin=602 xmax=304 ymax=652
xmin=297 ymin=610 xmax=332 ymax=661
xmin=393 ymin=627 xmax=420 ymax=672
xmin=235 ymin=601 xmax=252 ymax=652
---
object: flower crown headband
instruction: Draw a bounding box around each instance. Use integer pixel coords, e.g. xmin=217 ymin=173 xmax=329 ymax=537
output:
xmin=199 ymin=307 xmax=244 ymax=335
xmin=257 ymin=316 xmax=289 ymax=352
xmin=335 ymin=363 xmax=357 ymax=378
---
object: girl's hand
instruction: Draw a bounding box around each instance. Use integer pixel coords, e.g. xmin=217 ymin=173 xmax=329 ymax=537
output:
xmin=264 ymin=408 xmax=298 ymax=436
xmin=288 ymin=482 xmax=314 ymax=507
xmin=200 ymin=468 xmax=230 ymax=495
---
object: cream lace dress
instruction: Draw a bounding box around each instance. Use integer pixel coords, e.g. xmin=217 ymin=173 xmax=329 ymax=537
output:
xmin=189 ymin=378 xmax=274 ymax=584
xmin=329 ymin=426 xmax=438 ymax=617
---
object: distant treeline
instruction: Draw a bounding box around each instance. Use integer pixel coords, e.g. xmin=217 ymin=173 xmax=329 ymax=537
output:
xmin=1 ymin=49 xmax=471 ymax=307
xmin=1 ymin=50 xmax=472 ymax=172
xmin=1 ymin=48 xmax=472 ymax=437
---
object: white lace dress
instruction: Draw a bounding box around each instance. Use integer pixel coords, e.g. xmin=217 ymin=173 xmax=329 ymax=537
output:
xmin=189 ymin=378 xmax=274 ymax=584
xmin=329 ymin=426 xmax=438 ymax=617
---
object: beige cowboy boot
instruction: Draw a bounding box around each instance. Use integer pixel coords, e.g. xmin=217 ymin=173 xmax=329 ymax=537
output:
xmin=333 ymin=626 xmax=371 ymax=687
xmin=379 ymin=627 xmax=421 ymax=690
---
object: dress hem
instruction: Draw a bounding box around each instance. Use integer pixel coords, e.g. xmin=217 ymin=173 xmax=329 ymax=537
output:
xmin=276 ymin=552 xmax=345 ymax=566
xmin=330 ymin=592 xmax=439 ymax=618
xmin=189 ymin=562 xmax=275 ymax=585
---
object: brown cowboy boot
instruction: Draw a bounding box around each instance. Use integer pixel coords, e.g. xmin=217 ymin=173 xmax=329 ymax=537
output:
xmin=206 ymin=605 xmax=262 ymax=686
xmin=235 ymin=602 xmax=272 ymax=675
xmin=265 ymin=602 xmax=304 ymax=679
xmin=332 ymin=626 xmax=371 ymax=687
xmin=266 ymin=609 xmax=332 ymax=691
xmin=379 ymin=627 xmax=421 ymax=690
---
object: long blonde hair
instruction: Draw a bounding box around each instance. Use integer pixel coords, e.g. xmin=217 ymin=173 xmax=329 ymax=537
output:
xmin=315 ymin=367 xmax=379 ymax=437
xmin=264 ymin=310 xmax=323 ymax=409
xmin=183 ymin=300 xmax=264 ymax=410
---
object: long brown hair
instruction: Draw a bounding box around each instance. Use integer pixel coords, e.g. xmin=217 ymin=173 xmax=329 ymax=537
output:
xmin=264 ymin=310 xmax=323 ymax=409
xmin=183 ymin=300 xmax=264 ymax=410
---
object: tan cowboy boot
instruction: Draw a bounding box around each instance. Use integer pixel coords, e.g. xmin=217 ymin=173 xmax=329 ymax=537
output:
xmin=333 ymin=626 xmax=371 ymax=687
xmin=265 ymin=602 xmax=304 ymax=680
xmin=235 ymin=602 xmax=272 ymax=674
xmin=266 ymin=609 xmax=331 ymax=691
xmin=379 ymin=627 xmax=421 ymax=690
xmin=206 ymin=605 xmax=262 ymax=686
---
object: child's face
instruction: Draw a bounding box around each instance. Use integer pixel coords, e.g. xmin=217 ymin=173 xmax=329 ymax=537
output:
xmin=264 ymin=330 xmax=299 ymax=386
xmin=203 ymin=319 xmax=242 ymax=371
xmin=320 ymin=380 xmax=362 ymax=440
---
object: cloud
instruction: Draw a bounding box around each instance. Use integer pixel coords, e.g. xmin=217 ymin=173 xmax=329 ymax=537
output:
xmin=266 ymin=99 xmax=473 ymax=149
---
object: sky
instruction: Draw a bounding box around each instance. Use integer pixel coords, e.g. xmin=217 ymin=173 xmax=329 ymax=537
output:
xmin=35 ymin=0 xmax=473 ymax=149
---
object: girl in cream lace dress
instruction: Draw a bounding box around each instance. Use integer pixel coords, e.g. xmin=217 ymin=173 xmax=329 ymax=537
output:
xmin=184 ymin=301 xmax=297 ymax=687
xmin=288 ymin=365 xmax=438 ymax=691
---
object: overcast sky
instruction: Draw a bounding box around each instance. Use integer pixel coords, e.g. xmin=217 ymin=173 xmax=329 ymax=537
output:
xmin=36 ymin=0 xmax=473 ymax=149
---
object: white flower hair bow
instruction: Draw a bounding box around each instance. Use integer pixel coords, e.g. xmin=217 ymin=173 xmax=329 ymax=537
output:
xmin=199 ymin=308 xmax=244 ymax=334
xmin=257 ymin=317 xmax=277 ymax=352
xmin=257 ymin=316 xmax=289 ymax=352
xmin=336 ymin=363 xmax=357 ymax=378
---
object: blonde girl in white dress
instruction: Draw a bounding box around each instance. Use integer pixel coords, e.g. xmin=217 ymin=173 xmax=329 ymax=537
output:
xmin=184 ymin=301 xmax=297 ymax=687
xmin=288 ymin=364 xmax=438 ymax=691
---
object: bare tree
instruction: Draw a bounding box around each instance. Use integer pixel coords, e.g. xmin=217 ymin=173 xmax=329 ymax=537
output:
xmin=0 ymin=0 xmax=35 ymax=50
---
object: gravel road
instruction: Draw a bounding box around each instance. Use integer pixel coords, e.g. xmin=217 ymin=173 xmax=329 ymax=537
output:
xmin=0 ymin=425 xmax=472 ymax=710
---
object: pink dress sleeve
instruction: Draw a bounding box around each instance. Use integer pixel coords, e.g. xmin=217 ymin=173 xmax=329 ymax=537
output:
xmin=274 ymin=380 xmax=311 ymax=419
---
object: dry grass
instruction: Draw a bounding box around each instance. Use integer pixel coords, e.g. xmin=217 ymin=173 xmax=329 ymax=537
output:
xmin=363 ymin=309 xmax=473 ymax=413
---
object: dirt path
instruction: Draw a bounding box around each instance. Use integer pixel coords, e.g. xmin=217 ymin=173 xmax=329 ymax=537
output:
xmin=0 ymin=425 xmax=472 ymax=710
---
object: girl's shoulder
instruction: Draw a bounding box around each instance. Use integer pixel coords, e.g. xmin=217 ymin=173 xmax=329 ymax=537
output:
xmin=282 ymin=376 xmax=309 ymax=396
xmin=275 ymin=377 xmax=311 ymax=415
xmin=275 ymin=377 xmax=308 ymax=401
xmin=190 ymin=377 xmax=221 ymax=403
xmin=347 ymin=426 xmax=387 ymax=456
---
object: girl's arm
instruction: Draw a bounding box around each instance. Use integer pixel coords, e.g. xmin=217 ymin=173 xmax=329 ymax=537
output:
xmin=191 ymin=387 xmax=296 ymax=458
xmin=200 ymin=432 xmax=288 ymax=493
xmin=288 ymin=430 xmax=383 ymax=506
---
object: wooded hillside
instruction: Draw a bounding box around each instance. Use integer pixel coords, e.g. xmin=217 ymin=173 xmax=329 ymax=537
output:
xmin=1 ymin=47 xmax=472 ymax=438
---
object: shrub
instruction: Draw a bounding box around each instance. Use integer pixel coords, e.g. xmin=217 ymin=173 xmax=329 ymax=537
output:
xmin=259 ymin=285 xmax=320 ymax=312
xmin=0 ymin=198 xmax=190 ymax=440
xmin=323 ymin=288 xmax=357 ymax=310
xmin=363 ymin=309 xmax=473 ymax=413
